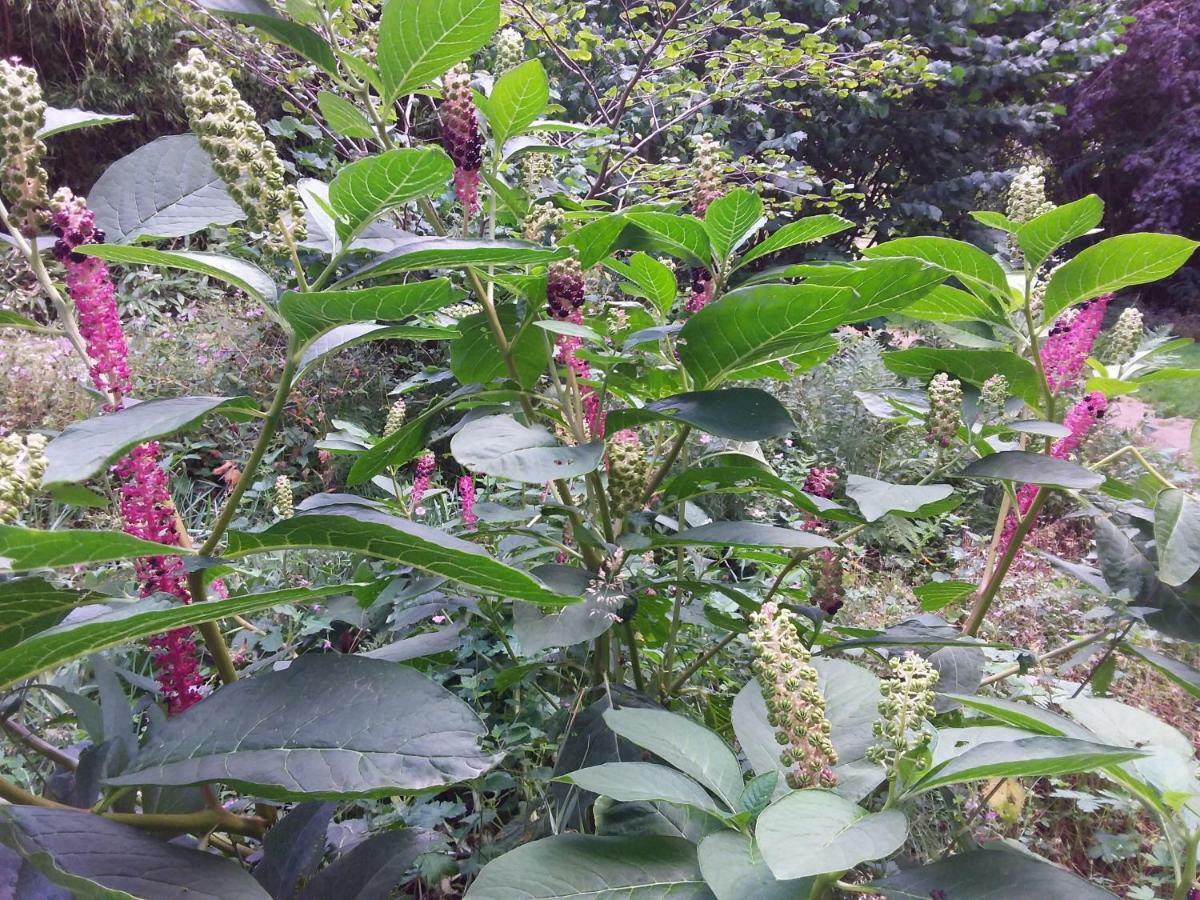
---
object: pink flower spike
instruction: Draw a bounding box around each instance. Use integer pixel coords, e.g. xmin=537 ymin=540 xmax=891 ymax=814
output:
xmin=458 ymin=474 xmax=477 ymax=529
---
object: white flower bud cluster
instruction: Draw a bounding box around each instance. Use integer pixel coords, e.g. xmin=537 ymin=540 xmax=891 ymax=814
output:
xmin=749 ymin=602 xmax=838 ymax=790
xmin=442 ymin=301 xmax=482 ymax=319
xmin=521 ymin=201 xmax=564 ymax=242
xmin=384 ymin=398 xmax=407 ymax=436
xmin=0 ymin=433 xmax=47 ymax=523
xmin=1006 ymin=165 xmax=1054 ymax=225
xmin=495 ymin=28 xmax=524 ymax=75
xmin=979 ymin=374 xmax=1009 ymax=421
xmin=1105 ymin=307 xmax=1144 ymax=364
xmin=691 ymin=133 xmax=725 ymax=217
xmin=866 ymin=652 xmax=938 ymax=770
xmin=925 ymin=373 xmax=962 ymax=448
xmin=521 ymin=134 xmax=556 ymax=196
xmin=175 ymin=50 xmax=305 ymax=250
xmin=0 ymin=59 xmax=49 ymax=237
xmin=274 ymin=475 xmax=293 ymax=519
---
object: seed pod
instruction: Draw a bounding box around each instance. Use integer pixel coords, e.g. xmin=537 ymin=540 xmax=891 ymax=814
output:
xmin=865 ymin=652 xmax=939 ymax=770
xmin=691 ymin=134 xmax=725 ymax=217
xmin=274 ymin=476 xmax=294 ymax=519
xmin=494 ymin=27 xmax=524 ymax=75
xmin=0 ymin=432 xmax=47 ymax=524
xmin=924 ymin=373 xmax=962 ymax=449
xmin=0 ymin=58 xmax=49 ymax=236
xmin=546 ymin=257 xmax=585 ymax=319
xmin=441 ymin=64 xmax=483 ymax=214
xmin=606 ymin=430 xmax=650 ymax=519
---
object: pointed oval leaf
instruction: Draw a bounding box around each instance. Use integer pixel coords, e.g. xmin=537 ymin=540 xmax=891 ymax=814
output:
xmin=37 ymin=107 xmax=133 ymax=140
xmin=316 ymin=90 xmax=375 ymax=139
xmin=654 ymin=522 xmax=836 ymax=551
xmin=198 ymin=0 xmax=336 ymax=73
xmin=451 ymin=415 xmax=604 ymax=483
xmin=619 ymin=251 xmax=678 ymax=315
xmin=0 ymin=525 xmax=184 ymax=573
xmin=704 ymin=189 xmax=764 ymax=261
xmin=279 ymin=279 xmax=459 ymax=344
xmin=882 ymin=348 xmax=1043 ymax=406
xmin=733 ymin=214 xmax=854 ymax=270
xmin=0 ymin=578 xmax=95 ymax=651
xmin=340 ymin=237 xmax=568 ymax=285
xmin=329 ymin=148 xmax=454 ymax=240
xmin=1154 ymin=489 xmax=1200 ymax=586
xmin=1016 ymin=194 xmax=1104 ymax=270
xmin=378 ymin=0 xmax=500 ymax=101
xmin=864 ymin=235 xmax=1010 ymax=301
xmin=298 ymin=828 xmax=441 ymax=900
xmin=565 ymin=214 xmax=628 ymax=268
xmin=962 ymin=451 xmax=1103 ymax=490
xmin=488 ymin=59 xmax=549 ymax=145
xmin=79 ymin=244 xmax=276 ymax=304
xmin=605 ymin=389 xmax=794 ymax=441
xmin=557 ymin=762 xmax=727 ymax=819
xmin=698 ymin=830 xmax=809 ymax=900
xmin=868 ymin=847 xmax=1117 ymax=899
xmin=845 ymin=475 xmax=957 ymax=523
xmin=621 ymin=211 xmax=713 ymax=266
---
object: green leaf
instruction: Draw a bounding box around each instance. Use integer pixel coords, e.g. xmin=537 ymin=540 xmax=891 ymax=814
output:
xmin=90 ymin=135 xmax=244 ymax=243
xmin=225 ymin=503 xmax=574 ymax=606
xmin=704 ymin=189 xmax=764 ymax=261
xmin=1044 ymin=233 xmax=1199 ymax=321
xmin=733 ymin=214 xmax=854 ymax=270
xmin=698 ymin=831 xmax=808 ymax=900
xmin=969 ymin=210 xmax=1019 ymax=233
xmin=0 ymin=524 xmax=184 ymax=572
xmin=914 ymin=580 xmax=976 ymax=613
xmin=345 ymin=406 xmax=445 ymax=487
xmin=106 ymin=655 xmax=496 ymax=799
xmin=619 ymin=252 xmax=678 ymax=316
xmin=488 ymin=59 xmax=549 ymax=145
xmin=42 ymin=396 xmax=255 ymax=487
xmin=898 ymin=285 xmax=1008 ymax=326
xmin=377 ymin=0 xmax=500 ymax=101
xmin=0 ymin=806 xmax=271 ymax=899
xmin=512 ymin=565 xmax=617 ymax=655
xmin=0 ymin=578 xmax=92 ymax=652
xmin=450 ymin=305 xmax=549 ymax=389
xmin=316 ymin=90 xmax=374 ymax=138
xmin=79 ymin=244 xmax=276 ymax=304
xmin=845 ymin=475 xmax=957 ymax=523
xmin=297 ymin=323 xmax=457 ymax=376
xmin=864 ymin=235 xmax=1011 ymax=301
xmin=1154 ymin=489 xmax=1200 ymax=586
xmin=906 ymin=736 xmax=1144 ymax=795
xmin=1016 ymin=194 xmax=1103 ymax=270
xmin=464 ymin=835 xmax=710 ymax=899
xmin=557 ymin=762 xmax=727 ymax=819
xmin=329 ymin=148 xmax=454 ymax=241
xmin=341 ymin=237 xmax=568 ymax=285
xmin=654 ymin=522 xmax=836 ymax=551
xmin=279 ymin=279 xmax=459 ymax=344
xmin=1121 ymin=644 xmax=1200 ymax=700
xmin=450 ymin=414 xmax=603 ymax=483
xmin=604 ymin=389 xmax=794 ymax=441
xmin=296 ymin=828 xmax=441 ymax=900
xmin=961 ymin=451 xmax=1103 ymax=490
xmin=659 ymin=465 xmax=849 ymax=519
xmin=0 ymin=586 xmax=344 ymax=692
xmin=603 ymin=708 xmax=743 ymax=810
xmin=756 ymin=790 xmax=908 ymax=880
xmin=883 ymin=348 xmax=1044 ymax=406
xmin=942 ymin=693 xmax=1092 ymax=739
xmin=868 ymin=847 xmax=1118 ymax=899
xmin=198 ymin=0 xmax=336 ymax=73
xmin=565 ymin=214 xmax=628 ymax=268
xmin=0 ymin=310 xmax=47 ymax=332
xmin=37 ymin=107 xmax=133 ymax=139
xmin=621 ymin=211 xmax=713 ymax=266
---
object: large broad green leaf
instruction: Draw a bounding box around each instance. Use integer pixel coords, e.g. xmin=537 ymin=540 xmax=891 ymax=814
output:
xmin=845 ymin=475 xmax=957 ymax=523
xmin=914 ymin=580 xmax=976 ymax=613
xmin=659 ymin=465 xmax=849 ymax=519
xmin=654 ymin=522 xmax=836 ymax=551
xmin=733 ymin=214 xmax=854 ymax=270
xmin=89 ymin=135 xmax=244 ymax=243
xmin=0 ymin=806 xmax=270 ymax=899
xmin=1016 ymin=195 xmax=1104 ymax=270
xmin=605 ymin=389 xmax=794 ymax=441
xmin=618 ymin=252 xmax=678 ymax=315
xmin=341 ymin=237 xmax=568 ymax=284
xmin=464 ymin=834 xmax=711 ymax=899
xmin=697 ymin=831 xmax=807 ymax=900
xmin=906 ymin=736 xmax=1144 ymax=795
xmin=450 ymin=305 xmax=549 ymax=389
xmin=377 ymin=0 xmax=500 ymax=101
xmin=42 ymin=396 xmax=255 ymax=487
xmin=197 ymin=0 xmax=335 ymax=73
xmin=0 ymin=525 xmax=183 ymax=572
xmin=0 ymin=586 xmax=346 ymax=692
xmin=942 ymin=693 xmax=1093 ymax=740
xmin=79 ymin=245 xmax=276 ymax=305
xmin=704 ymin=189 xmax=764 ymax=262
xmin=0 ymin=578 xmax=92 ymax=651
xmin=1120 ymin=644 xmax=1200 ymax=700
xmin=328 ymin=148 xmax=454 ymax=241
xmin=296 ymin=323 xmax=457 ymax=376
xmin=961 ymin=451 xmax=1103 ymax=490
xmin=1154 ymin=489 xmax=1200 ymax=586
xmin=316 ymin=90 xmax=375 ymax=138
xmin=756 ymin=790 xmax=908 ymax=880
xmin=252 ymin=801 xmax=335 ymax=899
xmin=488 ymin=59 xmax=549 ymax=145
xmin=557 ymin=762 xmax=728 ymax=819
xmin=225 ymin=504 xmax=574 ymax=606
xmin=37 ymin=106 xmax=133 ymax=139
xmin=882 ymin=348 xmax=1044 ymax=406
xmin=565 ymin=214 xmax=629 ymax=268
xmin=1044 ymin=233 xmax=1199 ymax=321
xmin=279 ymin=279 xmax=459 ymax=344
xmin=450 ymin=415 xmax=603 ymax=483
xmin=867 ymin=846 xmax=1117 ymax=899
xmin=603 ymin=708 xmax=743 ymax=810
xmin=898 ymin=284 xmax=1008 ymax=326
xmin=621 ymin=211 xmax=713 ymax=266
xmin=512 ymin=565 xmax=618 ymax=655
xmin=106 ymin=655 xmax=497 ymax=799
xmin=863 ymin=235 xmax=1010 ymax=301
xmin=296 ymin=828 xmax=441 ymax=900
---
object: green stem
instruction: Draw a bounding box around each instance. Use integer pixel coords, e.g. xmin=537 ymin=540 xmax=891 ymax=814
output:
xmin=961 ymin=488 xmax=1050 ymax=636
xmin=1091 ymin=444 xmax=1177 ymax=491
xmin=623 ymin=620 xmax=646 ymax=693
xmin=1174 ymin=830 xmax=1199 ymax=900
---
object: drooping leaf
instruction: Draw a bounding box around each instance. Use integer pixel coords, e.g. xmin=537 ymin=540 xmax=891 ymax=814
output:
xmin=316 ymin=90 xmax=375 ymax=139
xmin=863 ymin=235 xmax=1011 ymax=301
xmin=0 ymin=586 xmax=346 ymax=692
xmin=42 ymin=396 xmax=255 ymax=487
xmin=943 ymin=694 xmax=1093 ymax=740
xmin=512 ymin=564 xmax=617 ymax=656
xmin=328 ymin=148 xmax=454 ymax=241
xmin=898 ymin=284 xmax=1009 ymax=326
xmin=225 ymin=504 xmax=574 ymax=606
xmin=704 ymin=189 xmax=764 ymax=262
xmin=37 ymin=107 xmax=133 ymax=140
xmin=89 ymin=135 xmax=244 ymax=243
xmin=342 ymin=237 xmax=568 ymax=284
xmin=298 ymin=828 xmax=441 ymax=900
xmin=378 ymin=0 xmax=501 ymax=101
xmin=969 ymin=210 xmax=1019 ymax=233
xmin=450 ymin=415 xmax=603 ymax=483
xmin=449 ymin=305 xmax=549 ymax=389
xmin=1154 ymin=489 xmax=1200 ymax=586
xmin=659 ymin=465 xmax=850 ymax=520
xmin=487 ymin=59 xmax=549 ymax=145
xmin=107 ymin=655 xmax=497 ymax=799
xmin=605 ymin=389 xmax=794 ymax=441
xmin=0 ymin=806 xmax=270 ymax=899
xmin=0 ymin=578 xmax=93 ymax=652
xmin=556 ymin=762 xmax=728 ymax=819
xmin=79 ymin=245 xmax=276 ymax=304
xmin=1016 ymin=194 xmax=1104 ymax=270
xmin=961 ymin=451 xmax=1103 ymax=490
xmin=297 ymin=323 xmax=457 ymax=376
xmin=620 ymin=211 xmax=713 ymax=266
xmin=279 ymin=279 xmax=459 ymax=344
xmin=464 ymin=834 xmax=710 ymax=899
xmin=197 ymin=0 xmax=336 ymax=72
xmin=698 ymin=831 xmax=806 ymax=900
xmin=845 ymin=475 xmax=957 ymax=523
xmin=1120 ymin=644 xmax=1200 ymax=700
xmin=253 ymin=801 xmax=336 ymax=899
xmin=733 ymin=214 xmax=854 ymax=270
xmin=756 ymin=790 xmax=908 ymax=880
xmin=867 ymin=846 xmax=1117 ymax=899
xmin=654 ymin=522 xmax=836 ymax=551
xmin=565 ymin=214 xmax=628 ymax=268
xmin=882 ymin=348 xmax=1044 ymax=406
xmin=0 ymin=525 xmax=184 ymax=573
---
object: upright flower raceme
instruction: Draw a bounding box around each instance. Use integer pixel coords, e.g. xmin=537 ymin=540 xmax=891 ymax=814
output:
xmin=547 ymin=258 xmax=585 ymax=320
xmin=1040 ymin=295 xmax=1110 ymax=394
xmin=175 ymin=50 xmax=305 ymax=250
xmin=691 ymin=134 xmax=724 ymax=217
xmin=1105 ymin=306 xmax=1143 ymax=364
xmin=606 ymin=430 xmax=650 ymax=519
xmin=0 ymin=58 xmax=49 ymax=236
xmin=924 ymin=373 xmax=962 ymax=448
xmin=274 ymin=476 xmax=294 ymax=519
xmin=522 ymin=202 xmax=564 ymax=243
xmin=441 ymin=64 xmax=484 ymax=215
xmin=1006 ymin=164 xmax=1054 ymax=226
xmin=458 ymin=475 xmax=477 ymax=529
xmin=411 ymin=451 xmax=436 ymax=513
xmin=384 ymin=398 xmax=407 ymax=436
xmin=866 ymin=652 xmax=938 ymax=771
xmin=494 ymin=27 xmax=524 ymax=75
xmin=749 ymin=602 xmax=838 ymax=789
xmin=0 ymin=433 xmax=47 ymax=524
xmin=979 ymin=374 xmax=1010 ymax=421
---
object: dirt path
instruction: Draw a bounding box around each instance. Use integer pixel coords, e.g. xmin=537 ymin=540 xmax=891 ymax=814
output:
xmin=1108 ymin=398 xmax=1195 ymax=460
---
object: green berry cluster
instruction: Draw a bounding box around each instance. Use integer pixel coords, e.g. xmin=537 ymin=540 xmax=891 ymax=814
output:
xmin=1105 ymin=306 xmax=1144 ymax=364
xmin=384 ymin=398 xmax=407 ymax=436
xmin=494 ymin=27 xmax=524 ymax=75
xmin=0 ymin=433 xmax=47 ymax=524
xmin=749 ymin=602 xmax=838 ymax=790
xmin=979 ymin=374 xmax=1009 ymax=420
xmin=866 ymin=652 xmax=938 ymax=770
xmin=442 ymin=301 xmax=482 ymax=319
xmin=521 ymin=134 xmax=555 ymax=196
xmin=924 ymin=373 xmax=962 ymax=449
xmin=522 ymin=201 xmax=564 ymax=242
xmin=274 ymin=475 xmax=294 ymax=519
xmin=175 ymin=49 xmax=305 ymax=250
xmin=1006 ymin=164 xmax=1054 ymax=225
xmin=0 ymin=59 xmax=49 ymax=237
xmin=606 ymin=431 xmax=650 ymax=519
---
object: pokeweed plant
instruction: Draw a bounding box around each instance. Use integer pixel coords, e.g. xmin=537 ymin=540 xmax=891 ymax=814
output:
xmin=0 ymin=1 xmax=1198 ymax=897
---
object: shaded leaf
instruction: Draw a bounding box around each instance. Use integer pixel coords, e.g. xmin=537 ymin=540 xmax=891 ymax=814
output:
xmin=605 ymin=389 xmax=794 ymax=441
xmin=253 ymin=801 xmax=335 ymax=899
xmin=845 ymin=475 xmax=956 ymax=523
xmin=342 ymin=237 xmax=567 ymax=284
xmin=868 ymin=846 xmax=1117 ymax=899
xmin=698 ymin=831 xmax=806 ymax=900
xmin=198 ymin=0 xmax=335 ymax=72
xmin=299 ymin=828 xmax=440 ymax=900
xmin=961 ymin=451 xmax=1103 ymax=490
xmin=0 ymin=578 xmax=92 ymax=652
xmin=1154 ymin=489 xmax=1200 ymax=586
xmin=79 ymin=245 xmax=276 ymax=304
xmin=316 ymin=90 xmax=374 ymax=139
xmin=450 ymin=415 xmax=603 ymax=483
xmin=557 ymin=762 xmax=727 ymax=819
xmin=0 ymin=524 xmax=183 ymax=573
xmin=655 ymin=522 xmax=835 ymax=551
xmin=280 ymin=280 xmax=459 ymax=344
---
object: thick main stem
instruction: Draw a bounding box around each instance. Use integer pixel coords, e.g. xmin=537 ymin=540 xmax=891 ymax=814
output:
xmin=961 ymin=489 xmax=1049 ymax=636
